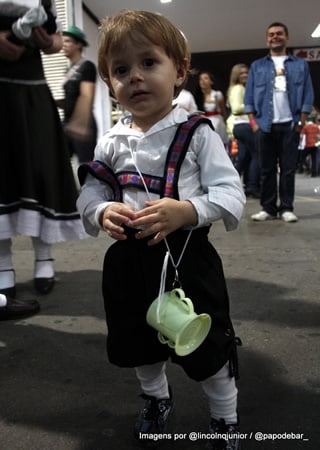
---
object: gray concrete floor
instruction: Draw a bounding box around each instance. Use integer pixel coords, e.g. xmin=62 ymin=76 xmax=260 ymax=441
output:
xmin=1 ymin=173 xmax=319 ymax=450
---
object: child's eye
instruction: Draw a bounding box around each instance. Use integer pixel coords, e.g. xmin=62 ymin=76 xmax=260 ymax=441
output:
xmin=143 ymin=58 xmax=155 ymax=68
xmin=114 ymin=66 xmax=128 ymax=76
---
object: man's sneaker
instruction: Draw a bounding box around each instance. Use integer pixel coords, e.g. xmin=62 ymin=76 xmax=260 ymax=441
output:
xmin=251 ymin=210 xmax=276 ymax=221
xmin=207 ymin=418 xmax=241 ymax=450
xmin=133 ymin=388 xmax=174 ymax=443
xmin=281 ymin=211 xmax=298 ymax=223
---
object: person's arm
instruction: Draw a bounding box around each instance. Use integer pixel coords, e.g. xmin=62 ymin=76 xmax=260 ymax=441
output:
xmin=247 ymin=112 xmax=259 ymax=132
xmin=31 ymin=27 xmax=62 ymax=54
xmin=296 ymin=112 xmax=308 ymax=131
xmin=65 ymin=80 xmax=96 ymax=141
xmin=244 ymin=66 xmax=255 ymax=114
xmin=294 ymin=61 xmax=314 ymax=132
xmin=301 ymin=61 xmax=314 ymax=117
xmin=132 ymin=124 xmax=246 ymax=240
xmin=244 ymin=67 xmax=259 ymax=131
xmin=216 ymin=91 xmax=227 ymax=121
xmin=188 ymin=92 xmax=198 ymax=113
xmin=0 ymin=31 xmax=25 ymax=61
xmin=189 ymin=124 xmax=246 ymax=230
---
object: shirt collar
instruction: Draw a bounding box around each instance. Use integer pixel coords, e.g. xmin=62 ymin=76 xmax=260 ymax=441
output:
xmin=109 ymin=107 xmax=190 ymax=138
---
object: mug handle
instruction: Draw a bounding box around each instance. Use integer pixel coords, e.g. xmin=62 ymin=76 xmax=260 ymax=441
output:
xmin=158 ymin=332 xmax=175 ymax=348
xmin=172 ymin=289 xmax=194 ymax=314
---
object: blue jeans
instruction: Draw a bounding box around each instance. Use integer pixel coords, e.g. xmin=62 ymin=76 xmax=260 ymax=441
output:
xmin=233 ymin=123 xmax=260 ymax=194
xmin=255 ymin=122 xmax=300 ymax=216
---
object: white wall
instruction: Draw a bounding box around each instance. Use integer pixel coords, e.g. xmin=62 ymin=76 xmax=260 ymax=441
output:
xmin=82 ymin=12 xmax=111 ymax=137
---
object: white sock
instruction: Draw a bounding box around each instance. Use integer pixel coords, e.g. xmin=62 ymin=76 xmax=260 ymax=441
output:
xmin=32 ymin=237 xmax=54 ymax=278
xmin=201 ymin=363 xmax=238 ymax=424
xmin=0 ymin=239 xmax=14 ymax=289
xmin=135 ymin=362 xmax=169 ymax=399
xmin=0 ymin=294 xmax=8 ymax=307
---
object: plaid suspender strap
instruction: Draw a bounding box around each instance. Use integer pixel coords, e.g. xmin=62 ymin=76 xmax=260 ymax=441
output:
xmin=78 ymin=160 xmax=123 ymax=202
xmin=77 ymin=115 xmax=212 ymax=201
xmin=162 ymin=115 xmax=212 ymax=199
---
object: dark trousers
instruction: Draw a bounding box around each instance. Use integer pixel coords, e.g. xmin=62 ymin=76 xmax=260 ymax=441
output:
xmin=233 ymin=123 xmax=260 ymax=194
xmin=66 ymin=119 xmax=97 ymax=163
xmin=299 ymin=146 xmax=318 ymax=176
xmin=255 ymin=122 xmax=300 ymax=216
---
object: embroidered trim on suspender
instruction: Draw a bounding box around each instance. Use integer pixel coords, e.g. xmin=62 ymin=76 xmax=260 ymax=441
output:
xmin=78 ymin=160 xmax=123 ymax=202
xmin=78 ymin=115 xmax=213 ymax=200
xmin=117 ymin=171 xmax=162 ymax=195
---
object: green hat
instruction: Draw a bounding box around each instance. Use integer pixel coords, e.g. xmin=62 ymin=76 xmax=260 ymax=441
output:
xmin=62 ymin=25 xmax=88 ymax=46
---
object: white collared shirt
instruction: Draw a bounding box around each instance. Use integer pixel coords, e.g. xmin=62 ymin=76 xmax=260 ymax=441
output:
xmin=77 ymin=107 xmax=245 ymax=236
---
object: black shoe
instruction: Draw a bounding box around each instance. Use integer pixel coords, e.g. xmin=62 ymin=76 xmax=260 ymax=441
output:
xmin=0 ymin=285 xmax=16 ymax=298
xmin=207 ymin=417 xmax=241 ymax=450
xmin=34 ymin=259 xmax=55 ymax=294
xmin=134 ymin=388 xmax=174 ymax=443
xmin=0 ymin=296 xmax=40 ymax=321
xmin=34 ymin=277 xmax=55 ymax=295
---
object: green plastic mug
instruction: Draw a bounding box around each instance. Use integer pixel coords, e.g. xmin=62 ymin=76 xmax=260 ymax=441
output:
xmin=146 ymin=288 xmax=211 ymax=356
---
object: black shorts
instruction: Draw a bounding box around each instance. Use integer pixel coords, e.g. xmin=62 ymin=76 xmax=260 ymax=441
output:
xmin=102 ymin=227 xmax=239 ymax=382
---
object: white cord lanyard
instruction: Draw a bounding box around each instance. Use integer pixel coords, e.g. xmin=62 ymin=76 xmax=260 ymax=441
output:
xmin=130 ymin=148 xmax=192 ymax=322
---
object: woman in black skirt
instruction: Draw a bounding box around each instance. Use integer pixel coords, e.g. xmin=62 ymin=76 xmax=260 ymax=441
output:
xmin=0 ymin=0 xmax=87 ymax=297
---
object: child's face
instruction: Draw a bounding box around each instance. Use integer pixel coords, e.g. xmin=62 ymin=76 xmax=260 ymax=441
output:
xmin=106 ymin=37 xmax=186 ymax=131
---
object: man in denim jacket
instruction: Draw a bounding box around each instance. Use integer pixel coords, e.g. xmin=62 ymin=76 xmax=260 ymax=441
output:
xmin=244 ymin=22 xmax=314 ymax=222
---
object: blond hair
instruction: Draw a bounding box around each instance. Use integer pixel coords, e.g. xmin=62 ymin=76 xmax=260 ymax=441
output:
xmin=227 ymin=63 xmax=248 ymax=102
xmin=98 ymin=10 xmax=190 ymax=96
xmin=228 ymin=63 xmax=248 ymax=87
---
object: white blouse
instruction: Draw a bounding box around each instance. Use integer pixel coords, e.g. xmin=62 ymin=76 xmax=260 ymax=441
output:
xmin=77 ymin=107 xmax=245 ymax=236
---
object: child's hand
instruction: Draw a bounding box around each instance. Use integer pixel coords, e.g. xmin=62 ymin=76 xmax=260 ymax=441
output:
xmin=100 ymin=203 xmax=136 ymax=241
xmin=132 ymin=198 xmax=197 ymax=246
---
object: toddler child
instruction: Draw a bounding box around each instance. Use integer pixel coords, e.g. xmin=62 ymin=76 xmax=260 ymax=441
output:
xmin=77 ymin=9 xmax=245 ymax=450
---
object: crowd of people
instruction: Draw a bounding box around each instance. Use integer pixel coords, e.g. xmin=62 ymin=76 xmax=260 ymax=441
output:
xmin=0 ymin=4 xmax=317 ymax=450
xmin=176 ymin=53 xmax=319 ymax=215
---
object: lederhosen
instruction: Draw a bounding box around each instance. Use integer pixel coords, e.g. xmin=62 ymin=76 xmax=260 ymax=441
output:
xmin=79 ymin=116 xmax=240 ymax=382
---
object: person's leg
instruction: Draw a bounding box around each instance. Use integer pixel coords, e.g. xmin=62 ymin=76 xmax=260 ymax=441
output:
xmin=202 ymin=363 xmax=238 ymax=424
xmin=245 ymin=125 xmax=260 ymax=195
xmin=0 ymin=238 xmax=15 ymax=296
xmin=32 ymin=237 xmax=55 ymax=294
xmin=202 ymin=363 xmax=240 ymax=449
xmin=233 ymin=124 xmax=250 ymax=189
xmin=297 ymin=148 xmax=307 ymax=173
xmin=309 ymin=147 xmax=317 ymax=177
xmin=278 ymin=124 xmax=300 ymax=214
xmin=134 ymin=362 xmax=173 ymax=440
xmin=251 ymin=129 xmax=278 ymax=220
xmin=135 ymin=362 xmax=169 ymax=399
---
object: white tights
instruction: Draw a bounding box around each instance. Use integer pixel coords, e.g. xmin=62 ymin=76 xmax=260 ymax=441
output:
xmin=135 ymin=362 xmax=170 ymax=399
xmin=0 ymin=237 xmax=54 ymax=288
xmin=0 ymin=239 xmax=14 ymax=289
xmin=135 ymin=362 xmax=238 ymax=424
xmin=201 ymin=363 xmax=238 ymax=424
